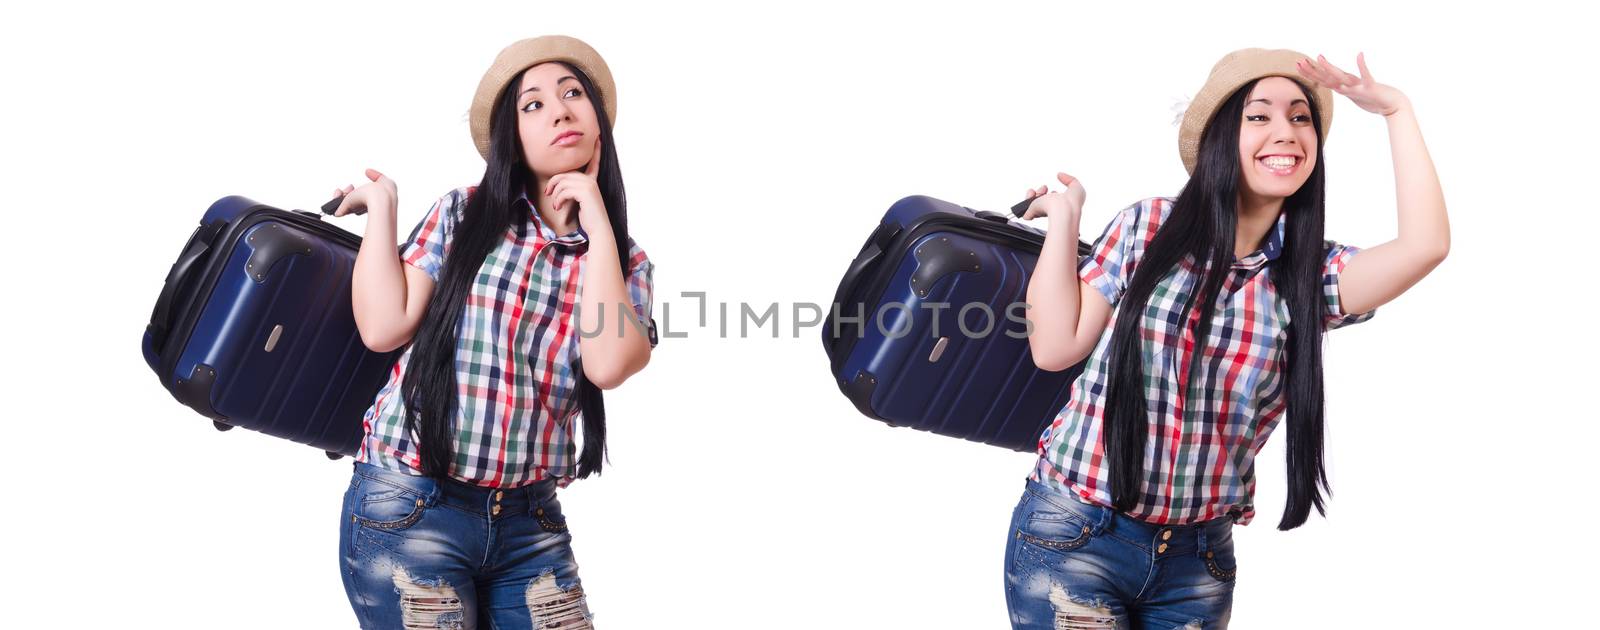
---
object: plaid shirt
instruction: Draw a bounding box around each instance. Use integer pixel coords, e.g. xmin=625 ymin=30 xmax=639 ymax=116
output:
xmin=356 ymin=186 xmax=654 ymax=488
xmin=1032 ymin=197 xmax=1374 ymax=525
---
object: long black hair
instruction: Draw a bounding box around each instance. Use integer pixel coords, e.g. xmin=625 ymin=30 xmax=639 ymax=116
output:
xmin=1101 ymin=77 xmax=1332 ymax=530
xmin=401 ymin=62 xmax=630 ymax=480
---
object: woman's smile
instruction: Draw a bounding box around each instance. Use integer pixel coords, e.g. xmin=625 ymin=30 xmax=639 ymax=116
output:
xmin=1255 ymin=153 xmax=1302 ymax=176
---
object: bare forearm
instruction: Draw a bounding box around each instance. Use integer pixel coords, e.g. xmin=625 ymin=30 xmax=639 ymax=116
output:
xmin=351 ymin=212 xmax=410 ymax=351
xmin=576 ymin=229 xmax=650 ymax=388
xmin=1333 ymin=100 xmax=1452 ymax=315
xmin=1386 ymin=101 xmax=1450 ymax=259
xmin=1026 ymin=221 xmax=1083 ymax=370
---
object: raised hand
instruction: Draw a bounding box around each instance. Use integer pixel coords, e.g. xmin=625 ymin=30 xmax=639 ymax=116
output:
xmin=543 ymin=138 xmax=608 ymax=234
xmin=1295 ymin=53 xmax=1409 ymax=117
xmin=1020 ymin=171 xmax=1087 ymax=225
xmin=330 ymin=168 xmax=398 ymax=218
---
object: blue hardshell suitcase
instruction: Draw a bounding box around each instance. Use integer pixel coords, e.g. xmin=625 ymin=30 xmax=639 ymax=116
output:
xmin=822 ymin=195 xmax=1092 ymax=452
xmin=142 ymin=196 xmax=402 ymax=458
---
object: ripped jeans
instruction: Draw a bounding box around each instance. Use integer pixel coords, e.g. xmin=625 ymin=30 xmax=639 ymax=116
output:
xmin=1004 ymin=480 xmax=1237 ymax=629
xmin=339 ymin=462 xmax=593 ymax=629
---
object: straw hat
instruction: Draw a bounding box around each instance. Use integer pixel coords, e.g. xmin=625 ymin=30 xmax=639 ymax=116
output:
xmin=469 ymin=35 xmax=616 ymax=160
xmin=1178 ymin=48 xmax=1332 ymax=175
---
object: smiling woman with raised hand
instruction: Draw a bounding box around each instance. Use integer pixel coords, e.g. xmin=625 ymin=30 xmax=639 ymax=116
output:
xmin=327 ymin=35 xmax=654 ymax=629
xmin=1005 ymin=49 xmax=1448 ymax=628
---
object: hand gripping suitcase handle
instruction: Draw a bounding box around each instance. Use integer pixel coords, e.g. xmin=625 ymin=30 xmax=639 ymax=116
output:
xmin=974 ymin=198 xmax=1035 ymax=223
xmin=1009 ymin=197 xmax=1033 ymax=218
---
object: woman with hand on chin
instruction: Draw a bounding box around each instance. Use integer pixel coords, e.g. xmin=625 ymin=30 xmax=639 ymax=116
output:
xmin=329 ymin=35 xmax=655 ymax=630
xmin=1005 ymin=49 xmax=1448 ymax=629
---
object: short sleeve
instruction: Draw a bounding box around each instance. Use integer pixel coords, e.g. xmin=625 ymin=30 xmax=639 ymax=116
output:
xmin=624 ymin=239 xmax=656 ymax=341
xmin=1322 ymin=240 xmax=1376 ymax=330
xmin=1076 ymin=200 xmax=1150 ymax=307
xmin=398 ymin=189 xmax=462 ymax=282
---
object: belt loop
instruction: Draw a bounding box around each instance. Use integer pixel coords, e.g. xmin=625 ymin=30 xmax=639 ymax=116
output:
xmin=1093 ymin=505 xmax=1113 ymax=535
xmin=1197 ymin=528 xmax=1210 ymax=554
xmin=522 ymin=480 xmax=538 ymax=509
xmin=426 ymin=476 xmax=443 ymax=508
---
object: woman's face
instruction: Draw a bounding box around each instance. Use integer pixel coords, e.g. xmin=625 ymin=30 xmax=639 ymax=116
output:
xmin=514 ymin=62 xmax=601 ymax=180
xmin=1236 ymin=76 xmax=1318 ymax=202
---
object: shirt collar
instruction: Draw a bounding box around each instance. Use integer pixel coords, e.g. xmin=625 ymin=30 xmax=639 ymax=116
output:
xmin=513 ymin=187 xmax=588 ymax=247
xmin=1233 ymin=211 xmax=1286 ymax=270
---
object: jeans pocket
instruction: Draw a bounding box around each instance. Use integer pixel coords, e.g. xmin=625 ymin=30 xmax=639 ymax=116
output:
xmin=1013 ymin=494 xmax=1095 ymax=554
xmin=1016 ymin=518 xmax=1093 ymax=553
xmin=350 ymin=480 xmax=429 ymax=532
xmin=532 ymin=495 xmax=569 ymax=534
xmin=1202 ymin=551 xmax=1237 ymax=582
xmin=1201 ymin=535 xmax=1238 ymax=583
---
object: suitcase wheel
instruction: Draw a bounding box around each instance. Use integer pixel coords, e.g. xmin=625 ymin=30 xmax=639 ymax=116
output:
xmin=212 ymin=420 xmax=233 ymax=432
xmin=326 ymin=451 xmax=344 ymax=460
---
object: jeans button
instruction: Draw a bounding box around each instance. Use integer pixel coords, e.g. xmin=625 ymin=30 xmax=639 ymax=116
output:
xmin=492 ymin=504 xmax=502 ymax=516
xmin=1158 ymin=543 xmax=1168 ymax=554
xmin=1161 ymin=530 xmax=1172 ymax=541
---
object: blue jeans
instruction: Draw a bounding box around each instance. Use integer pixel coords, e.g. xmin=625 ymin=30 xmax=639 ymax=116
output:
xmin=338 ymin=462 xmax=592 ymax=629
xmin=1004 ymin=480 xmax=1237 ymax=629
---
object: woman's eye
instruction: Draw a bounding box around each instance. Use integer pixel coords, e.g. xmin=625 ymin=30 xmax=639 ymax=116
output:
xmin=1291 ymin=114 xmax=1311 ymax=123
xmin=1245 ymin=114 xmax=1267 ymax=122
xmin=564 ymin=87 xmax=583 ymax=99
xmin=522 ymin=100 xmax=543 ymax=113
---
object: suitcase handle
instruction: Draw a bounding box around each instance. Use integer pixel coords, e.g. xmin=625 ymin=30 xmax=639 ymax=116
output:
xmin=827 ymin=219 xmax=901 ymax=354
xmin=147 ymin=219 xmax=226 ymax=349
xmin=320 ymin=196 xmax=343 ymax=215
xmin=834 ymin=241 xmax=883 ymax=311
xmin=827 ymin=241 xmax=883 ymax=354
xmin=973 ymin=198 xmax=1036 ymax=223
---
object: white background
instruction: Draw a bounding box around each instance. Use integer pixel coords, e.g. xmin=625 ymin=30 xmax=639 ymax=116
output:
xmin=3 ymin=1 xmax=1595 ymax=628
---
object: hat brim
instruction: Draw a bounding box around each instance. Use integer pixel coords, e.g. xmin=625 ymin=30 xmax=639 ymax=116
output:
xmin=469 ymin=35 xmax=617 ymax=161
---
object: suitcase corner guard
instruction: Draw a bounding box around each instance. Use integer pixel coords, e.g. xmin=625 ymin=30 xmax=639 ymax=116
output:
xmin=845 ymin=369 xmax=882 ymax=421
xmin=244 ymin=223 xmax=315 ymax=282
xmin=909 ymin=236 xmax=982 ymax=298
xmin=174 ymin=363 xmax=228 ymax=422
